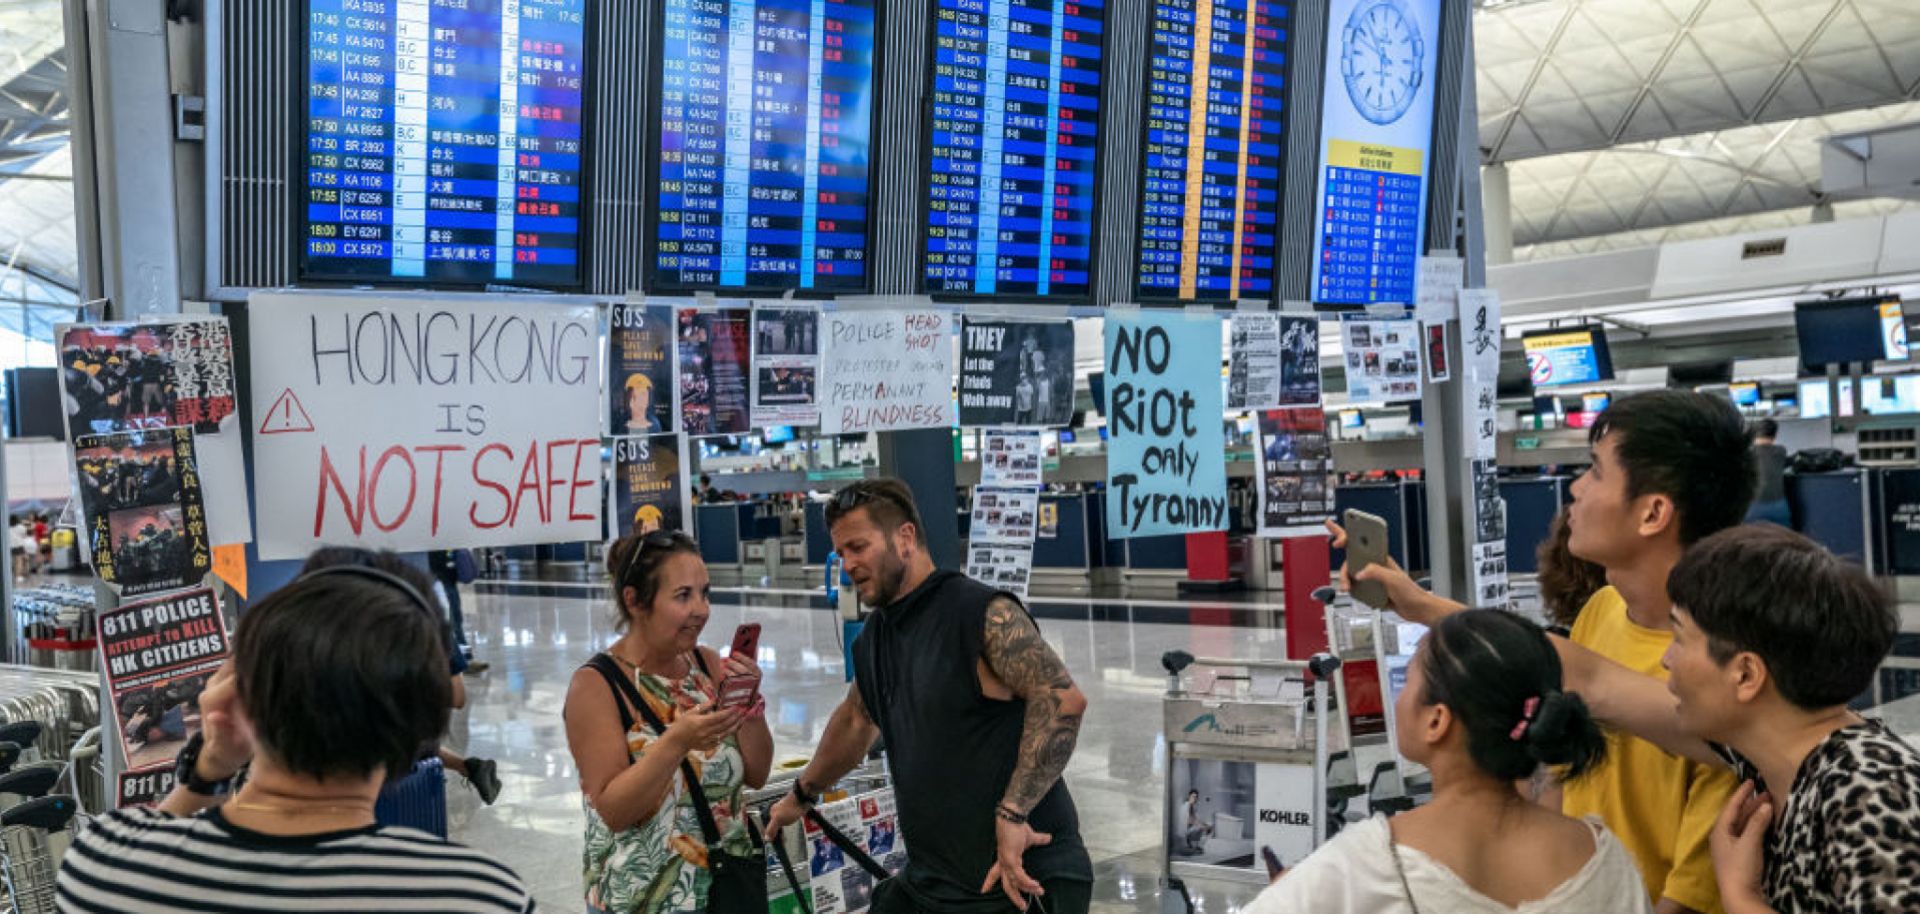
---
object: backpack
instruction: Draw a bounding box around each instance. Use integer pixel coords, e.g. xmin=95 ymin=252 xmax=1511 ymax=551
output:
xmin=1789 ymin=448 xmax=1848 ymax=474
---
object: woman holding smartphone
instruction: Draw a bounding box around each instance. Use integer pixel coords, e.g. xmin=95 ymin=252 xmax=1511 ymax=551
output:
xmin=565 ymin=530 xmax=773 ymax=914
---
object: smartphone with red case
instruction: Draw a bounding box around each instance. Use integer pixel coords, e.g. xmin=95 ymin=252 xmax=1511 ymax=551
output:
xmin=715 ymin=624 xmax=762 ymax=709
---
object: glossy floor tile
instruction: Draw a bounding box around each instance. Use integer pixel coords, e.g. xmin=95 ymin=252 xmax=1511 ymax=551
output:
xmin=445 ymin=583 xmax=1286 ymax=913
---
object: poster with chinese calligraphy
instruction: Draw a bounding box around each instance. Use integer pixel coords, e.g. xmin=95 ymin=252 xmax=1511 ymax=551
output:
xmin=58 ymin=318 xmax=250 ymax=545
xmin=72 ymin=427 xmax=212 ymax=596
xmin=1459 ymin=289 xmax=1503 ymax=460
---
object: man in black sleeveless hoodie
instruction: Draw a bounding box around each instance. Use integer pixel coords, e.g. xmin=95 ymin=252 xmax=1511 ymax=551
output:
xmin=765 ymin=478 xmax=1093 ymax=913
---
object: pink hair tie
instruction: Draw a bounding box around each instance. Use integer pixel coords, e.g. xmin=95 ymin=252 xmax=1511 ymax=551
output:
xmin=1509 ymin=696 xmax=1542 ymax=741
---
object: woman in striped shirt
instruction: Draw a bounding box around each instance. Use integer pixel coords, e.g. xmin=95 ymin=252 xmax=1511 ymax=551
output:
xmin=57 ymin=558 xmax=535 ymax=914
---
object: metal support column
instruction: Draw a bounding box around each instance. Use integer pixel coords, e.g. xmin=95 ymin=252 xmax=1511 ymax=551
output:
xmin=877 ymin=429 xmax=961 ymax=571
xmin=1416 ymin=0 xmax=1485 ymax=605
xmin=1481 ymin=163 xmax=1513 ymax=266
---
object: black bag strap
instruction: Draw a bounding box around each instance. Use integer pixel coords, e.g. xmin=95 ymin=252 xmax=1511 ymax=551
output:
xmin=770 ymin=823 xmax=813 ymax=914
xmin=805 ymin=807 xmax=890 ymax=881
xmin=584 ymin=653 xmax=740 ymax=849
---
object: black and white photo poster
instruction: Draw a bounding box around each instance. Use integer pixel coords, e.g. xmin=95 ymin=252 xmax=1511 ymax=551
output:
xmin=1227 ymin=314 xmax=1281 ymax=411
xmin=958 ymin=319 xmax=1074 ymax=428
xmin=981 ymin=430 xmax=1045 ymax=487
xmin=751 ymin=304 xmax=821 ymax=427
xmin=1257 ymin=407 xmax=1335 ymax=536
xmin=1278 ymin=314 xmax=1322 ymax=406
xmin=1459 ymin=289 xmax=1503 ymax=460
xmin=73 ymin=427 xmax=213 ymax=596
xmin=967 ymin=485 xmax=1039 ymax=597
xmin=1340 ymin=314 xmax=1421 ymax=402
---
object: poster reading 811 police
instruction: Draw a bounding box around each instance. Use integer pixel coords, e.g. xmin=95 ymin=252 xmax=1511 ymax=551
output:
xmin=1310 ymin=0 xmax=1441 ymax=307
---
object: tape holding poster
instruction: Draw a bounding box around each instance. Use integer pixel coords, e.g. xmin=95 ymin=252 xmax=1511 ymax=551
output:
xmin=97 ymin=587 xmax=229 ymax=775
xmin=73 ymin=427 xmax=212 ymax=596
xmin=57 ymin=318 xmax=251 ymax=545
xmin=246 ymin=292 xmax=602 ymax=561
xmin=818 ymin=310 xmax=953 ymax=435
xmin=958 ymin=319 xmax=1073 ymax=428
xmin=751 ymin=305 xmax=822 ymax=427
xmin=612 ymin=435 xmax=687 ymax=538
xmin=679 ymin=306 xmax=753 ymax=436
xmin=1104 ymin=311 xmax=1227 ymax=538
xmin=607 ymin=303 xmax=676 ymax=437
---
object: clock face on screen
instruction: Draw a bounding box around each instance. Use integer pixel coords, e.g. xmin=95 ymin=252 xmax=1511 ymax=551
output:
xmin=1341 ymin=0 xmax=1425 ymax=126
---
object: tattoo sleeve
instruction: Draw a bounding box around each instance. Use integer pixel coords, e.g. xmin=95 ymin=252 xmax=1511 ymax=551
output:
xmin=983 ymin=596 xmax=1084 ymax=814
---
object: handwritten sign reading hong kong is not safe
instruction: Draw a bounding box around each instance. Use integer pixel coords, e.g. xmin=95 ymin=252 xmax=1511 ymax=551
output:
xmin=248 ymin=292 xmax=602 ymax=561
xmin=1104 ymin=311 xmax=1227 ymax=539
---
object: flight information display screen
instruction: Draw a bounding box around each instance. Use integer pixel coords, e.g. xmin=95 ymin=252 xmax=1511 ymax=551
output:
xmin=648 ymin=0 xmax=878 ymax=292
xmin=303 ymin=0 xmax=590 ymax=288
xmin=1136 ymin=0 xmax=1291 ymax=302
xmin=1310 ymin=0 xmax=1441 ymax=306
xmin=923 ymin=0 xmax=1107 ymax=299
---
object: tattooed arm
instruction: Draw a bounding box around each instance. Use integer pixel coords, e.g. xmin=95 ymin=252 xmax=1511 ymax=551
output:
xmin=979 ymin=595 xmax=1087 ymax=909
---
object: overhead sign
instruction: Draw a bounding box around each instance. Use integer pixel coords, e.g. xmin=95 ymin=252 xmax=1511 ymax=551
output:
xmin=1104 ymin=311 xmax=1227 ymax=538
xmin=248 ymin=292 xmax=602 ymax=561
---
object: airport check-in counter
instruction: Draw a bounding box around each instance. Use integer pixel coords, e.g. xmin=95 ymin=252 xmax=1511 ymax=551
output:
xmin=1791 ymin=469 xmax=1876 ymax=572
xmin=699 ymin=503 xmax=781 ymax=582
xmin=1500 ymin=477 xmax=1570 ymax=575
xmin=1031 ymin=493 xmax=1115 ymax=592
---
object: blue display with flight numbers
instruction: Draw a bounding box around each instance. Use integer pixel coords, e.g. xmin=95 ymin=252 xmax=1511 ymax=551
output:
xmin=303 ymin=0 xmax=590 ymax=288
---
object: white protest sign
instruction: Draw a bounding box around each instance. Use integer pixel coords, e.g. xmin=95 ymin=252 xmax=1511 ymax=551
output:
xmin=248 ymin=292 xmax=602 ymax=561
xmin=819 ymin=310 xmax=953 ymax=435
xmin=1459 ymin=288 xmax=1503 ymax=460
xmin=1415 ymin=255 xmax=1463 ymax=324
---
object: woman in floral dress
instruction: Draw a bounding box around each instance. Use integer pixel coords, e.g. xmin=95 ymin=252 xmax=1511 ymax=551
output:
xmin=565 ymin=531 xmax=774 ymax=913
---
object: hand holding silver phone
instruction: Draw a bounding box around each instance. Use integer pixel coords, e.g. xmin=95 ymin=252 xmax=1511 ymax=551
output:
xmin=1343 ymin=509 xmax=1391 ymax=609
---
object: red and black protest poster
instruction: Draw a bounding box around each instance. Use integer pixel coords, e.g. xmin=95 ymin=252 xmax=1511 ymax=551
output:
xmin=73 ymin=427 xmax=213 ymax=596
xmin=97 ymin=587 xmax=229 ymax=783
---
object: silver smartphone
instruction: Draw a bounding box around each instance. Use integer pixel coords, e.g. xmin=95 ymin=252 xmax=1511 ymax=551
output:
xmin=1343 ymin=508 xmax=1391 ymax=609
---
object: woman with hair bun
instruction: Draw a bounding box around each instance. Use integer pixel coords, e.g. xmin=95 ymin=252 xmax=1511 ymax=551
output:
xmin=1247 ymin=610 xmax=1652 ymax=913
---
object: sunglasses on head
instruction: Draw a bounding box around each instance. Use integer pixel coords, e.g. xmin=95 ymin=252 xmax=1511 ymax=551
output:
xmin=618 ymin=529 xmax=695 ymax=586
xmin=830 ymin=484 xmax=908 ymax=515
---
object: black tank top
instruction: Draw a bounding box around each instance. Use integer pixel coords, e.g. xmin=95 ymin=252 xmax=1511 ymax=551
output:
xmin=851 ymin=570 xmax=1091 ymax=910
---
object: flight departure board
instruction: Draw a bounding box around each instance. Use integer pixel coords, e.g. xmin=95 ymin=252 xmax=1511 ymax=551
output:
xmin=1310 ymin=0 xmax=1441 ymax=306
xmin=303 ymin=0 xmax=590 ymax=288
xmin=1136 ymin=0 xmax=1290 ymax=302
xmin=648 ymin=0 xmax=878 ymax=292
xmin=924 ymin=0 xmax=1106 ymax=299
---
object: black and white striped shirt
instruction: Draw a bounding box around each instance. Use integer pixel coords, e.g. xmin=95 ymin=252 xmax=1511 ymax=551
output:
xmin=57 ymin=807 xmax=536 ymax=914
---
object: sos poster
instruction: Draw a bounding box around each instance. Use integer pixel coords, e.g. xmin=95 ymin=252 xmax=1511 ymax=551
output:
xmin=608 ymin=303 xmax=677 ymax=437
xmin=612 ymin=435 xmax=688 ymax=537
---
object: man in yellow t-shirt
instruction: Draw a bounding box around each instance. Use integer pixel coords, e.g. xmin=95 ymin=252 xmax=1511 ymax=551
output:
xmin=1562 ymin=586 xmax=1736 ymax=913
xmin=1340 ymin=390 xmax=1757 ymax=914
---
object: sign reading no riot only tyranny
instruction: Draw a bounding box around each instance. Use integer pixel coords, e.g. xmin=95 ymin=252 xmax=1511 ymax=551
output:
xmin=1103 ymin=311 xmax=1227 ymax=538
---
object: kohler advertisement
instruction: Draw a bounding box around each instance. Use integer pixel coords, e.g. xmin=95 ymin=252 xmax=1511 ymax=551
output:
xmin=1167 ymin=758 xmax=1314 ymax=877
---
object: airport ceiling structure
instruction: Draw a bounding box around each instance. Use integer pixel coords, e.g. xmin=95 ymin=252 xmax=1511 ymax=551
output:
xmin=1478 ymin=0 xmax=1920 ymax=260
xmin=0 ymin=0 xmax=1915 ymax=320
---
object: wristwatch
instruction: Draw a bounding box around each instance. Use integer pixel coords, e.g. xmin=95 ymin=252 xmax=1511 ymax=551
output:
xmin=173 ymin=732 xmax=235 ymax=797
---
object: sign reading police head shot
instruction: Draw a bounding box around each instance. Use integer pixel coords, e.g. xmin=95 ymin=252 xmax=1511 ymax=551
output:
xmin=1104 ymin=312 xmax=1227 ymax=538
xmin=247 ymin=292 xmax=603 ymax=561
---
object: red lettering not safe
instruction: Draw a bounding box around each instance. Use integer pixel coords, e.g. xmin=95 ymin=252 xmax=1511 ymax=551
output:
xmin=313 ymin=439 xmax=598 ymax=538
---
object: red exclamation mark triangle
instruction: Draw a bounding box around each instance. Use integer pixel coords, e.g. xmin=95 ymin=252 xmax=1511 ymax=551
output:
xmin=259 ymin=388 xmax=316 ymax=435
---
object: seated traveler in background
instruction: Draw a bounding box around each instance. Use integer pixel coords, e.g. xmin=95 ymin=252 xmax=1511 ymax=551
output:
xmin=55 ymin=559 xmax=534 ymax=913
xmin=564 ymin=530 xmax=772 ymax=914
xmin=1247 ymin=610 xmax=1651 ymax=913
xmin=300 ymin=548 xmax=501 ymax=805
xmin=1334 ymin=389 xmax=1753 ymax=914
xmin=1556 ymin=525 xmax=1920 ymax=914
xmin=1744 ymin=419 xmax=1791 ymax=527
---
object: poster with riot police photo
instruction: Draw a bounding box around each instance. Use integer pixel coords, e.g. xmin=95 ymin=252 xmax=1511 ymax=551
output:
xmin=678 ymin=306 xmax=752 ymax=436
xmin=73 ymin=427 xmax=212 ymax=596
xmin=607 ymin=303 xmax=677 ymax=436
xmin=958 ymin=319 xmax=1074 ymax=428
xmin=1257 ymin=407 xmax=1335 ymax=536
xmin=751 ymin=305 xmax=821 ymax=426
xmin=97 ymin=587 xmax=229 ymax=773
xmin=58 ymin=319 xmax=236 ymax=437
xmin=1278 ymin=314 xmax=1322 ymax=406
xmin=612 ymin=435 xmax=688 ymax=537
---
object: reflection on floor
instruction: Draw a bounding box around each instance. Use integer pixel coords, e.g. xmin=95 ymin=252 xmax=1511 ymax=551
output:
xmin=448 ymin=583 xmax=1286 ymax=914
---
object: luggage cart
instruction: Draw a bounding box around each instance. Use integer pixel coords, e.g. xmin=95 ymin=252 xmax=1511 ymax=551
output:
xmin=745 ymin=764 xmax=898 ymax=914
xmin=0 ymin=795 xmax=79 ymax=914
xmin=1158 ymin=650 xmax=1341 ymax=912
